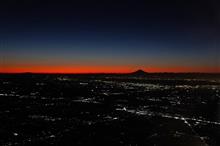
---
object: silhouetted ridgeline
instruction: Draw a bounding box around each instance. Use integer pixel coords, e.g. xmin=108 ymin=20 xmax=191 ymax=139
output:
xmin=0 ymin=72 xmax=220 ymax=79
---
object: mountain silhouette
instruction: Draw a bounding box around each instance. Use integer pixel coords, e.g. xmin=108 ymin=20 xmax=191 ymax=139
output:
xmin=130 ymin=69 xmax=148 ymax=76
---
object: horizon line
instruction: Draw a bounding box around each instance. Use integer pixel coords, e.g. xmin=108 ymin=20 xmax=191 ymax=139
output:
xmin=1 ymin=71 xmax=220 ymax=74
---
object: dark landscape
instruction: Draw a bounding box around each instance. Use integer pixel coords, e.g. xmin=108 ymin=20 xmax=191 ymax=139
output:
xmin=1 ymin=0 xmax=220 ymax=145
xmin=0 ymin=72 xmax=220 ymax=146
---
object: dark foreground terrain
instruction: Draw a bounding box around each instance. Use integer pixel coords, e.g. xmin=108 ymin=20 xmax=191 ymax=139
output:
xmin=0 ymin=73 xmax=220 ymax=146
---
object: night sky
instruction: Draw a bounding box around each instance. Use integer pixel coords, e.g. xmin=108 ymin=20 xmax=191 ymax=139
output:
xmin=0 ymin=0 xmax=219 ymax=73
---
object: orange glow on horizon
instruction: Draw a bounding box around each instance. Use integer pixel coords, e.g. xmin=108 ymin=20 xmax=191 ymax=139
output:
xmin=0 ymin=65 xmax=219 ymax=73
xmin=1 ymin=65 xmax=136 ymax=73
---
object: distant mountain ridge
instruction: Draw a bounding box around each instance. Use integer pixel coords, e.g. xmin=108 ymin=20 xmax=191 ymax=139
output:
xmin=130 ymin=69 xmax=148 ymax=76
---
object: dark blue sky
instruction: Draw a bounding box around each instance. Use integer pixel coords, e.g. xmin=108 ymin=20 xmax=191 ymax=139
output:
xmin=0 ymin=0 xmax=219 ymax=72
